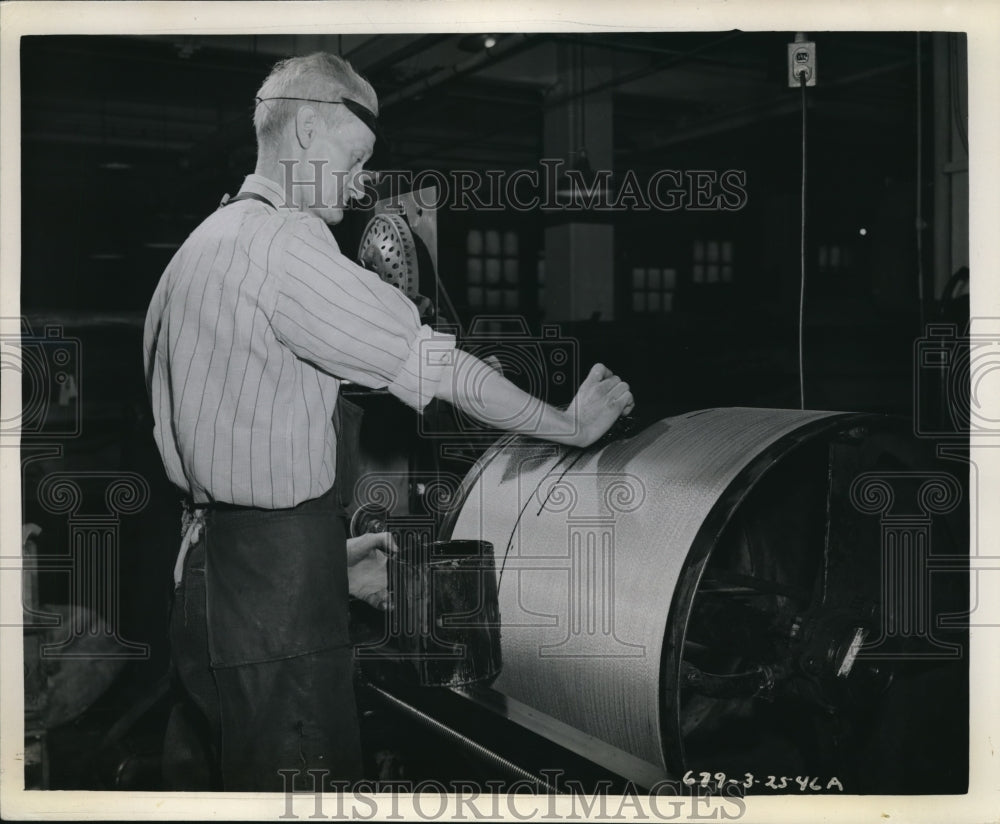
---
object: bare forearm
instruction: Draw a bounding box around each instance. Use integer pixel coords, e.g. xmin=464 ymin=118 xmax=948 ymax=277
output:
xmin=434 ymin=349 xmax=581 ymax=445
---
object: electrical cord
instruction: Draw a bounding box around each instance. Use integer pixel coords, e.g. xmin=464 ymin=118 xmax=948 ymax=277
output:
xmin=799 ymin=70 xmax=808 ymax=410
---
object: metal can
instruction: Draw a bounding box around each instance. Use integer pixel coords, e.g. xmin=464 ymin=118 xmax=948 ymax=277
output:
xmin=387 ymin=539 xmax=501 ymax=687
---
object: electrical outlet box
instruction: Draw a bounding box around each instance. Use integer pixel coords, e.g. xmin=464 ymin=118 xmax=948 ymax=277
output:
xmin=788 ymin=40 xmax=817 ymax=87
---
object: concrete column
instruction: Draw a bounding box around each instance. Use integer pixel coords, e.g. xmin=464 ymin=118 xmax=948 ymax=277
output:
xmin=543 ymin=42 xmax=615 ymax=322
xmin=931 ymin=33 xmax=969 ymax=299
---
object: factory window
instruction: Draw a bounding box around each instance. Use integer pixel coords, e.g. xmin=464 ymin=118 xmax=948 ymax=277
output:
xmin=691 ymin=240 xmax=734 ymax=284
xmin=466 ymin=229 xmax=520 ymax=311
xmin=818 ymin=243 xmax=850 ymax=272
xmin=631 ymin=266 xmax=677 ymax=313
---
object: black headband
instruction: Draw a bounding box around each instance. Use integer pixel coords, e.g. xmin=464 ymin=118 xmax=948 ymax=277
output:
xmin=254 ymin=95 xmax=380 ymax=139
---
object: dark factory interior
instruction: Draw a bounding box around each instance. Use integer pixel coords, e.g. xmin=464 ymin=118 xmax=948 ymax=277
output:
xmin=16 ymin=31 xmax=971 ymax=798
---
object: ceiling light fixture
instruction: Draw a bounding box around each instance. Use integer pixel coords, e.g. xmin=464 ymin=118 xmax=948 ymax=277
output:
xmin=458 ymin=34 xmax=500 ymax=52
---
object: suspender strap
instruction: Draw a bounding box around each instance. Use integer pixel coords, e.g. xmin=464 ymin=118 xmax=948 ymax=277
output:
xmin=219 ymin=191 xmax=277 ymax=210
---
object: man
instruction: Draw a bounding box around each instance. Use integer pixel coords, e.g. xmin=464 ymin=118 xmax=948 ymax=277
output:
xmin=144 ymin=52 xmax=633 ymax=792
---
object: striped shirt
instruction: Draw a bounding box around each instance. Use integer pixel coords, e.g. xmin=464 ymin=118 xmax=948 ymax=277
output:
xmin=143 ymin=174 xmax=455 ymax=508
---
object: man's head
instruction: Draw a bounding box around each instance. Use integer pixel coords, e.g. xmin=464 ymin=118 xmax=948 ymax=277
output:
xmin=254 ymin=52 xmax=378 ymax=224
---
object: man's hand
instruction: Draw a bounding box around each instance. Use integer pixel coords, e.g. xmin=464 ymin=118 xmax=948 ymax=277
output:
xmin=564 ymin=363 xmax=634 ymax=448
xmin=346 ymin=531 xmax=395 ymax=610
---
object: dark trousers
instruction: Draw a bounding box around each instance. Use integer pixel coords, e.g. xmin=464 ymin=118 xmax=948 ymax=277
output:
xmin=167 ymin=487 xmax=363 ymax=791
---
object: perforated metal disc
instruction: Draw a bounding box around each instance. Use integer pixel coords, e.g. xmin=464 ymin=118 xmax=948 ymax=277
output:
xmin=357 ymin=213 xmax=419 ymax=297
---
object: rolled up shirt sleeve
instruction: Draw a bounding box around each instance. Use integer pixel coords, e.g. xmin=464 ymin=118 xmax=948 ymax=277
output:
xmin=270 ymin=216 xmax=456 ymax=411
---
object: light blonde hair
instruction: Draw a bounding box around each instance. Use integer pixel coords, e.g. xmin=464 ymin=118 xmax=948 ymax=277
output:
xmin=253 ymin=52 xmax=377 ymax=152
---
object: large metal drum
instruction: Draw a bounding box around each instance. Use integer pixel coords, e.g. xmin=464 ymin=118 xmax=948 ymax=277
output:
xmin=441 ymin=407 xmax=944 ymax=782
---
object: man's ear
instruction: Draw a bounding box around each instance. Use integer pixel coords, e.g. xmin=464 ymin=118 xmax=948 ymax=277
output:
xmin=295 ymin=105 xmax=320 ymax=149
